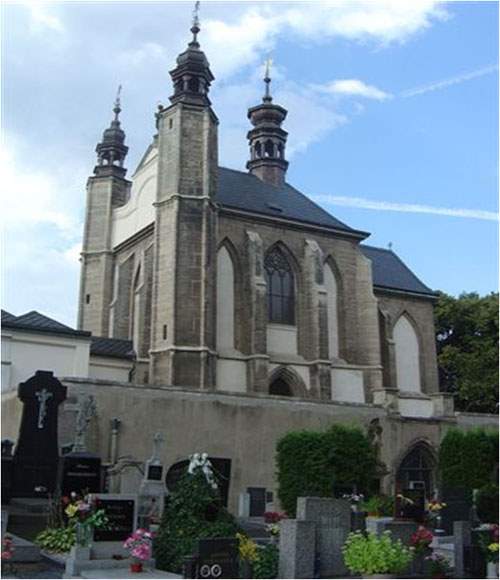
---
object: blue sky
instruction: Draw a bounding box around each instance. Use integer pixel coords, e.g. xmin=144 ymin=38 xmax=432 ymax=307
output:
xmin=2 ymin=0 xmax=498 ymax=327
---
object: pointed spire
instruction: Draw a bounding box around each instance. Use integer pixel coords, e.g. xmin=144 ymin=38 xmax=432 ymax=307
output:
xmin=247 ymin=60 xmax=289 ymax=186
xmin=263 ymin=58 xmax=273 ymax=103
xmin=94 ymin=87 xmax=128 ymax=176
xmin=168 ymin=1 xmax=214 ymax=107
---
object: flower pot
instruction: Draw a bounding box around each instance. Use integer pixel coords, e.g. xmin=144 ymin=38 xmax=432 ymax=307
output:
xmin=130 ymin=562 xmax=143 ymax=573
xmin=75 ymin=523 xmax=93 ymax=548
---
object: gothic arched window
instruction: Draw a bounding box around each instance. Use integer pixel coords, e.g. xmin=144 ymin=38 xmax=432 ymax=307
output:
xmin=265 ymin=247 xmax=295 ymax=324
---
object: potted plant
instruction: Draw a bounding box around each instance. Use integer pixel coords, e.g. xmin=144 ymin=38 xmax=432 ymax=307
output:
xmin=410 ymin=526 xmax=434 ymax=575
xmin=124 ymin=528 xmax=154 ymax=573
xmin=342 ymin=531 xmax=413 ymax=579
xmin=361 ymin=496 xmax=383 ymax=517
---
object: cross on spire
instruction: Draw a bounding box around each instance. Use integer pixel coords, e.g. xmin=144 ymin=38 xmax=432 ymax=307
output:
xmin=191 ymin=1 xmax=200 ymax=44
xmin=113 ymin=84 xmax=122 ymax=120
xmin=263 ymin=58 xmax=273 ymax=103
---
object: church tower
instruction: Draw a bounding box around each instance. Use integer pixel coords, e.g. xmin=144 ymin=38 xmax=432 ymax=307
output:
xmin=247 ymin=62 xmax=289 ymax=186
xmin=149 ymin=8 xmax=218 ymax=388
xmin=78 ymin=90 xmax=130 ymax=335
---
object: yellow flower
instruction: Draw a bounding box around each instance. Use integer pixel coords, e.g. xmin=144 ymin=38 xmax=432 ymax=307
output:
xmin=488 ymin=543 xmax=499 ymax=553
xmin=65 ymin=504 xmax=78 ymax=518
xmin=237 ymin=533 xmax=258 ymax=562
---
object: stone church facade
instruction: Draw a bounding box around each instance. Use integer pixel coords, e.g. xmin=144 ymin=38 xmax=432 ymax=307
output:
xmin=78 ymin=21 xmax=438 ymax=409
xmin=64 ymin=18 xmax=496 ymax=511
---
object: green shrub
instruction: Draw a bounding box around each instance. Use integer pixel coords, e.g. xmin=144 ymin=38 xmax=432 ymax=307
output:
xmin=252 ymin=543 xmax=279 ymax=579
xmin=154 ymin=469 xmax=240 ymax=573
xmin=360 ymin=494 xmax=394 ymax=517
xmin=276 ymin=424 xmax=377 ymax=516
xmin=476 ymin=484 xmax=499 ymax=524
xmin=35 ymin=525 xmax=75 ymax=553
xmin=342 ymin=531 xmax=413 ymax=575
xmin=440 ymin=428 xmax=498 ymax=489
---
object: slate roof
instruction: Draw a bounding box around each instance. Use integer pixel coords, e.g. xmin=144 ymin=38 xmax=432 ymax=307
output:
xmin=360 ymin=245 xmax=436 ymax=297
xmin=1 ymin=310 xmax=135 ymax=358
xmin=1 ymin=310 xmax=90 ymax=337
xmin=216 ymin=167 xmax=367 ymax=237
xmin=90 ymin=336 xmax=135 ymax=360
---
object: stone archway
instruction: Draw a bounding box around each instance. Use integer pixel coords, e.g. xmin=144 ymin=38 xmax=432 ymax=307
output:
xmin=395 ymin=442 xmax=437 ymax=499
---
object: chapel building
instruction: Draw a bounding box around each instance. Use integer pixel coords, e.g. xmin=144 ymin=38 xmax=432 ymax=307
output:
xmin=78 ymin=19 xmax=440 ymax=411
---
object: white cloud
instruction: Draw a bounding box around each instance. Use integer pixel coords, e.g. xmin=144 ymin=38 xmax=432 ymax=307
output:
xmin=21 ymin=1 xmax=65 ymax=33
xmin=313 ymin=194 xmax=499 ymax=221
xmin=314 ymin=79 xmax=392 ymax=100
xmin=117 ymin=42 xmax=167 ymax=68
xmin=401 ymin=63 xmax=499 ymax=97
xmin=0 ymin=145 xmax=77 ymax=233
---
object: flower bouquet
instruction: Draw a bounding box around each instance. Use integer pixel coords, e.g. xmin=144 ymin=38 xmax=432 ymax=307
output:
xmin=124 ymin=528 xmax=154 ymax=573
xmin=410 ymin=526 xmax=434 ymax=554
xmin=63 ymin=492 xmax=108 ymax=547
xmin=263 ymin=511 xmax=287 ymax=540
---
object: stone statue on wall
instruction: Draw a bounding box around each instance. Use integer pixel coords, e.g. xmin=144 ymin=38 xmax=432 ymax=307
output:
xmin=73 ymin=395 xmax=97 ymax=453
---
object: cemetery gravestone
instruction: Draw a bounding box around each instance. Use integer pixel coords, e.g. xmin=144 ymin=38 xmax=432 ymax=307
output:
xmin=1 ymin=439 xmax=14 ymax=504
xmin=194 ymin=538 xmax=239 ymax=579
xmin=296 ymin=497 xmax=351 ymax=577
xmin=94 ymin=496 xmax=136 ymax=542
xmin=442 ymin=486 xmax=473 ymax=535
xmin=400 ymin=488 xmax=426 ymax=522
xmin=247 ymin=487 xmax=266 ymax=517
xmin=279 ymin=519 xmax=315 ymax=579
xmin=58 ymin=394 xmax=101 ymax=496
xmin=139 ymin=432 xmax=167 ymax=527
xmin=13 ymin=371 xmax=67 ymax=497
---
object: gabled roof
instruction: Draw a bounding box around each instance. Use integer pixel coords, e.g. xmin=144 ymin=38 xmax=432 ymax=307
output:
xmin=1 ymin=310 xmax=90 ymax=337
xmin=90 ymin=336 xmax=135 ymax=360
xmin=360 ymin=245 xmax=436 ymax=297
xmin=2 ymin=309 xmax=136 ymax=359
xmin=216 ymin=167 xmax=368 ymax=238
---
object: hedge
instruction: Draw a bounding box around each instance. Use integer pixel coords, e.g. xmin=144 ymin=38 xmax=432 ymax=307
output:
xmin=276 ymin=424 xmax=377 ymax=516
xmin=439 ymin=428 xmax=498 ymax=489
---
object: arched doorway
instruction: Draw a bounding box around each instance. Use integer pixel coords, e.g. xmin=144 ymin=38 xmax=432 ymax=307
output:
xmin=396 ymin=443 xmax=436 ymax=498
xmin=269 ymin=377 xmax=292 ymax=396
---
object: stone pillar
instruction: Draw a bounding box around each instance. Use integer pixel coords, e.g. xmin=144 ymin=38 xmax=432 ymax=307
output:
xmin=245 ymin=231 xmax=269 ymax=393
xmin=78 ymin=174 xmax=130 ymax=335
xmin=304 ymin=240 xmax=331 ymax=399
xmin=431 ymin=393 xmax=455 ymax=417
xmin=278 ymin=519 xmax=316 ymax=579
xmin=355 ymin=250 xmax=383 ymax=392
xmin=150 ymin=102 xmax=218 ymax=388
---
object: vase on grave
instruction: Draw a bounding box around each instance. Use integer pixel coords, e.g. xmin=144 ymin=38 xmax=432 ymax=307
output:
xmin=130 ymin=559 xmax=144 ymax=573
xmin=75 ymin=522 xmax=93 ymax=548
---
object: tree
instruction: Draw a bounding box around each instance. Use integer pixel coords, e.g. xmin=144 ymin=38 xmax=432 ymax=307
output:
xmin=434 ymin=291 xmax=498 ymax=413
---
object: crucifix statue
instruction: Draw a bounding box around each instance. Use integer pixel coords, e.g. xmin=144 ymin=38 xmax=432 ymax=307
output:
xmin=73 ymin=395 xmax=97 ymax=453
xmin=150 ymin=431 xmax=165 ymax=464
xmin=36 ymin=388 xmax=53 ymax=429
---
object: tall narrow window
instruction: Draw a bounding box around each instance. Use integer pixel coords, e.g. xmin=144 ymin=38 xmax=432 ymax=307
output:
xmin=265 ymin=247 xmax=295 ymax=324
xmin=131 ymin=266 xmax=141 ymax=354
xmin=216 ymin=245 xmax=235 ymax=351
xmin=324 ymin=263 xmax=339 ymax=358
xmin=394 ymin=314 xmax=421 ymax=392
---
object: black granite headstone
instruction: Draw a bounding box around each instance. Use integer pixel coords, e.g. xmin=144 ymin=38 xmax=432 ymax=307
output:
xmin=58 ymin=452 xmax=102 ymax=496
xmin=195 ymin=538 xmax=239 ymax=579
xmin=442 ymin=486 xmax=473 ymax=535
xmin=400 ymin=488 xmax=426 ymax=522
xmin=247 ymin=487 xmax=266 ymax=517
xmin=147 ymin=464 xmax=163 ymax=481
xmin=166 ymin=457 xmax=231 ymax=507
xmin=94 ymin=498 xmax=135 ymax=542
xmin=12 ymin=371 xmax=67 ymax=497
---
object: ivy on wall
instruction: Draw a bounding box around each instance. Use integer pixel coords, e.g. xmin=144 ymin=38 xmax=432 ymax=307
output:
xmin=276 ymin=424 xmax=377 ymax=516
